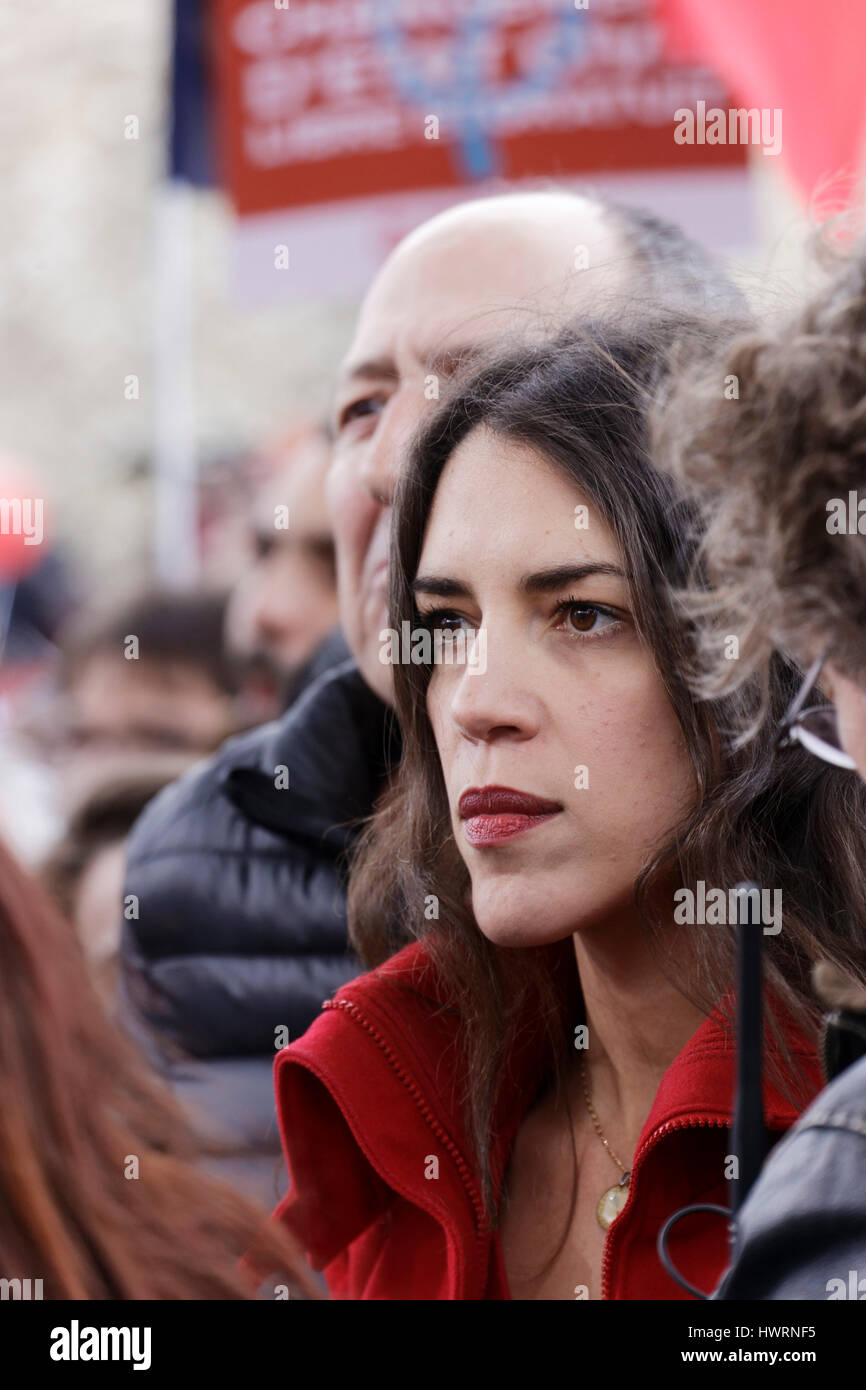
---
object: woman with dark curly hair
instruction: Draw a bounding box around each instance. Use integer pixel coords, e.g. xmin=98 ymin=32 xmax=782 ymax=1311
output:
xmin=270 ymin=314 xmax=866 ymax=1300
xmin=654 ymin=237 xmax=866 ymax=1299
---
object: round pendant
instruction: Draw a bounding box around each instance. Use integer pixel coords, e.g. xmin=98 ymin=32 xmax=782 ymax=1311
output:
xmin=597 ymin=1179 xmax=629 ymax=1231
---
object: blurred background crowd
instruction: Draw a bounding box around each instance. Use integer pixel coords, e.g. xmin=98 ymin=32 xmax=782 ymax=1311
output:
xmin=0 ymin=418 xmax=341 ymax=1005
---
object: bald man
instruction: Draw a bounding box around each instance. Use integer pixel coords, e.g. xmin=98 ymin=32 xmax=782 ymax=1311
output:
xmin=329 ymin=191 xmax=724 ymax=703
xmin=121 ymin=191 xmax=737 ymax=1208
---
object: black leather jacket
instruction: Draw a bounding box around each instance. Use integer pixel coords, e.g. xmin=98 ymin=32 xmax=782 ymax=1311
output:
xmin=715 ymin=1035 xmax=866 ymax=1300
xmin=120 ymin=650 xmax=399 ymax=1208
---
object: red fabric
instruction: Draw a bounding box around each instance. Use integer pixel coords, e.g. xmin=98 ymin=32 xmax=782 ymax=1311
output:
xmin=272 ymin=941 xmax=822 ymax=1300
xmin=655 ymin=0 xmax=866 ymax=212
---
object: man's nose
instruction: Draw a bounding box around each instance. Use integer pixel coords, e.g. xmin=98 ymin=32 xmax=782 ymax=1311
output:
xmin=359 ymin=391 xmax=421 ymax=506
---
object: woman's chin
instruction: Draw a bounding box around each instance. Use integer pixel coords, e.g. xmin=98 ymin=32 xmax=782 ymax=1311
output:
xmin=471 ymin=885 xmax=577 ymax=949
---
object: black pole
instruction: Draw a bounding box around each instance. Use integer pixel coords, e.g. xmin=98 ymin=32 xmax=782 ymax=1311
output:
xmin=731 ymin=881 xmax=767 ymax=1229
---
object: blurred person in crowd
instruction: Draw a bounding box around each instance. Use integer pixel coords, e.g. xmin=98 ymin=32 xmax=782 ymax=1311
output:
xmin=122 ymin=190 xmax=746 ymax=1214
xmin=0 ymin=466 xmax=80 ymax=864
xmin=225 ymin=423 xmax=344 ymax=722
xmin=55 ymin=589 xmax=240 ymax=810
xmin=269 ymin=320 xmax=866 ymax=1300
xmin=42 ymin=767 xmax=187 ymax=1011
xmin=655 ymin=236 xmax=866 ymax=1300
xmin=0 ymin=833 xmax=320 ymax=1299
xmin=0 ymin=452 xmax=76 ymax=669
xmin=0 ymin=550 xmax=79 ymax=669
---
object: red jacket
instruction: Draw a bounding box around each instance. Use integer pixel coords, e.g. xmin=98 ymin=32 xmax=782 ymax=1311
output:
xmin=272 ymin=941 xmax=822 ymax=1300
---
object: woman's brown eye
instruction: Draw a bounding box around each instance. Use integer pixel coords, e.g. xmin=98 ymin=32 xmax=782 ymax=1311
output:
xmin=568 ymin=606 xmax=598 ymax=632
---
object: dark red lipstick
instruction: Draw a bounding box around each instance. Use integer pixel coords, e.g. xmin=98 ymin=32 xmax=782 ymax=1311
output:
xmin=458 ymin=785 xmax=563 ymax=847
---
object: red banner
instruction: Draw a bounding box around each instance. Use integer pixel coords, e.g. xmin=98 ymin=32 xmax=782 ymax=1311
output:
xmin=657 ymin=0 xmax=866 ymax=211
xmin=211 ymin=0 xmax=745 ymax=217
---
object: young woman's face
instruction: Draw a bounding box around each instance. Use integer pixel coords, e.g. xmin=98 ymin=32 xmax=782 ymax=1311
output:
xmin=415 ymin=425 xmax=698 ymax=947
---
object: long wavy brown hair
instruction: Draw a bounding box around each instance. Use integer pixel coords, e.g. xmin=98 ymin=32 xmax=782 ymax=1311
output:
xmin=0 ymin=836 xmax=318 ymax=1299
xmin=348 ymin=316 xmax=866 ymax=1220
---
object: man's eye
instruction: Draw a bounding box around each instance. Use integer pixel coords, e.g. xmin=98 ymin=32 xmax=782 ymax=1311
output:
xmin=338 ymin=397 xmax=382 ymax=431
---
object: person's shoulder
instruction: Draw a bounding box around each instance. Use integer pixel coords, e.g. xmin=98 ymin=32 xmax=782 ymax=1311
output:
xmin=336 ymin=939 xmax=446 ymax=1005
xmin=260 ymin=655 xmax=396 ymax=792
xmin=264 ymin=655 xmax=371 ymax=759
xmin=123 ymin=717 xmax=281 ymax=860
xmin=795 ymin=1051 xmax=866 ymax=1135
xmin=280 ymin=939 xmax=454 ymax=1073
xmin=273 ymin=938 xmax=468 ymax=1285
xmin=125 ymin=655 xmax=386 ymax=860
xmin=714 ymin=1055 xmax=866 ymax=1299
xmin=732 ymin=1054 xmax=866 ymax=1228
xmin=307 ymin=940 xmax=448 ymax=1037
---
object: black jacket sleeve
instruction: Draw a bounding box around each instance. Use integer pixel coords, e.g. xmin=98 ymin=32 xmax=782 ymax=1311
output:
xmin=121 ymin=656 xmax=398 ymax=1060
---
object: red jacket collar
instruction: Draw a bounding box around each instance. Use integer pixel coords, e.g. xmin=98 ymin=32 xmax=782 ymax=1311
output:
xmin=273 ymin=941 xmax=822 ymax=1298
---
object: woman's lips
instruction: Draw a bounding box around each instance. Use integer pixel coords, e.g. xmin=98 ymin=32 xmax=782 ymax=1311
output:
xmin=458 ymin=785 xmax=563 ymax=847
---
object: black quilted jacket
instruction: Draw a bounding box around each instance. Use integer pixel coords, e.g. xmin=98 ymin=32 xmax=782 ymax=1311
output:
xmin=120 ymin=646 xmax=399 ymax=1208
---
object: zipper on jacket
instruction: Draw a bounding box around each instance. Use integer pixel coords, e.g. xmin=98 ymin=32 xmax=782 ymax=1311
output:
xmin=600 ymin=1114 xmax=730 ymax=1302
xmin=322 ymin=997 xmax=490 ymax=1270
xmin=325 ymin=1001 xmax=744 ymax=1300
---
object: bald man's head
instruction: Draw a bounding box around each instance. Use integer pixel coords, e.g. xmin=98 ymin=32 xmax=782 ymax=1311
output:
xmin=377 ymin=191 xmax=633 ymax=329
xmin=327 ymin=189 xmax=734 ymax=702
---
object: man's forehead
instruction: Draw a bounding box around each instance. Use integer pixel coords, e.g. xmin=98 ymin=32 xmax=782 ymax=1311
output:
xmin=338 ymin=330 xmax=507 ymax=387
xmin=336 ymin=189 xmax=632 ymax=371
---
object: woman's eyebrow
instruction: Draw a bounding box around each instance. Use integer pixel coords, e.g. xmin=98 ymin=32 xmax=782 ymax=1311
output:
xmin=411 ymin=564 xmax=625 ymax=599
xmin=519 ymin=563 xmax=626 ymax=594
xmin=411 ymin=575 xmax=472 ymax=598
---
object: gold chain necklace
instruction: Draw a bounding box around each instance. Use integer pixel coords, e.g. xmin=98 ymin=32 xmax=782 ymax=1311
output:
xmin=579 ymin=1056 xmax=631 ymax=1231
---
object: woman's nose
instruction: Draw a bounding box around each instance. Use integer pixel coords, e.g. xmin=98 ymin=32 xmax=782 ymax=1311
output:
xmin=446 ymin=629 xmax=540 ymax=744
